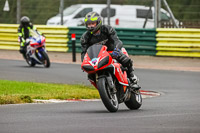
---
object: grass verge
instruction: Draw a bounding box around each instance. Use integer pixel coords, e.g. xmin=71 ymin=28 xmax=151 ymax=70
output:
xmin=0 ymin=80 xmax=99 ymax=105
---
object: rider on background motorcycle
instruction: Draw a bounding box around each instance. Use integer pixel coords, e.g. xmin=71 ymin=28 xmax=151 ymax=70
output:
xmin=18 ymin=16 xmax=42 ymax=55
xmin=81 ymin=12 xmax=140 ymax=90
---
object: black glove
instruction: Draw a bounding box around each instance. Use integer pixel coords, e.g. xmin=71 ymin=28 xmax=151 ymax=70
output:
xmin=112 ymin=48 xmax=122 ymax=59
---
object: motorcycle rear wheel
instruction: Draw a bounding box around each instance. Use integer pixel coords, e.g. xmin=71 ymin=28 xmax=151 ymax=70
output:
xmin=25 ymin=55 xmax=36 ymax=67
xmin=97 ymin=77 xmax=119 ymax=112
xmin=124 ymin=90 xmax=142 ymax=110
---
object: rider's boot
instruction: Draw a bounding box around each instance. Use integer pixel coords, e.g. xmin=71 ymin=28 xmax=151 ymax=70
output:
xmin=19 ymin=46 xmax=25 ymax=54
xmin=20 ymin=45 xmax=28 ymax=59
xmin=127 ymin=67 xmax=141 ymax=90
xmin=19 ymin=46 xmax=26 ymax=59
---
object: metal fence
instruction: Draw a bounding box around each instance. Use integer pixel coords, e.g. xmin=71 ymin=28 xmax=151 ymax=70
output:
xmin=161 ymin=21 xmax=200 ymax=28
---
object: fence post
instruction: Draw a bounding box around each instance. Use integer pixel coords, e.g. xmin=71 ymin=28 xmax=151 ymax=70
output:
xmin=16 ymin=0 xmax=21 ymax=24
xmin=71 ymin=33 xmax=76 ymax=62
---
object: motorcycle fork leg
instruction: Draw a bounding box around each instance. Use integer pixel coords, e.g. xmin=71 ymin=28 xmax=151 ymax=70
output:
xmin=123 ymin=87 xmax=131 ymax=102
xmin=97 ymin=73 xmax=116 ymax=93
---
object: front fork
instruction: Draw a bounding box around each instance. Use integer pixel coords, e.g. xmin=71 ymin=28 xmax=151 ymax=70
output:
xmin=89 ymin=72 xmax=131 ymax=102
xmin=95 ymin=72 xmax=117 ymax=93
xmin=36 ymin=47 xmax=46 ymax=61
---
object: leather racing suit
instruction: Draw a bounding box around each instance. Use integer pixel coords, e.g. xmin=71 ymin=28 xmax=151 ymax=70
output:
xmin=81 ymin=25 xmax=139 ymax=89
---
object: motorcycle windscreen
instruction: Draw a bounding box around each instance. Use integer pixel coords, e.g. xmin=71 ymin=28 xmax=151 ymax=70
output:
xmin=87 ymin=44 xmax=103 ymax=59
xmin=30 ymin=29 xmax=40 ymax=38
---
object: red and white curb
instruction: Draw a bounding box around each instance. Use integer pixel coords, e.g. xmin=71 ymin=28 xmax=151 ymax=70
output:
xmin=140 ymin=90 xmax=161 ymax=98
xmin=34 ymin=90 xmax=161 ymax=103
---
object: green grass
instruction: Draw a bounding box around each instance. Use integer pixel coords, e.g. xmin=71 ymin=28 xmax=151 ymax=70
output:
xmin=0 ymin=80 xmax=99 ymax=104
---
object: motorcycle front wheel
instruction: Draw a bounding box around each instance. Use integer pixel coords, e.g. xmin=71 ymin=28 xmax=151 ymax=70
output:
xmin=124 ymin=90 xmax=142 ymax=110
xmin=40 ymin=51 xmax=50 ymax=68
xmin=97 ymin=77 xmax=119 ymax=112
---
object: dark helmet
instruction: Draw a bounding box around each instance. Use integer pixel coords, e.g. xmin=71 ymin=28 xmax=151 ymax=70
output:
xmin=84 ymin=12 xmax=102 ymax=34
xmin=20 ymin=16 xmax=30 ymax=26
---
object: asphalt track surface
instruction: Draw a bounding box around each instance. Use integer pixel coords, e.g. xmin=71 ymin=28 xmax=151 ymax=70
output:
xmin=0 ymin=59 xmax=200 ymax=133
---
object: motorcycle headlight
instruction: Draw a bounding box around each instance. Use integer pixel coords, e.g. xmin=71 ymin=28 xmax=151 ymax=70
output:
xmin=82 ymin=65 xmax=94 ymax=72
xmin=98 ymin=56 xmax=109 ymax=69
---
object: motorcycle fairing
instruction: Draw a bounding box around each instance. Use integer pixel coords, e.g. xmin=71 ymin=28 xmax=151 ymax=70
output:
xmin=26 ymin=46 xmax=43 ymax=64
xmin=112 ymin=62 xmax=129 ymax=86
xmin=30 ymin=36 xmax=45 ymax=47
xmin=82 ymin=44 xmax=129 ymax=86
xmin=82 ymin=45 xmax=112 ymax=74
xmin=26 ymin=31 xmax=46 ymax=64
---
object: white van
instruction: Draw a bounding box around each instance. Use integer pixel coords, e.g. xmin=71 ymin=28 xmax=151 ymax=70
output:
xmin=46 ymin=4 xmax=173 ymax=28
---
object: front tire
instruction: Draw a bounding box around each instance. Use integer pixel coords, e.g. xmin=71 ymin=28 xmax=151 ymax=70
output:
xmin=40 ymin=51 xmax=50 ymax=68
xmin=124 ymin=90 xmax=142 ymax=110
xmin=97 ymin=77 xmax=119 ymax=112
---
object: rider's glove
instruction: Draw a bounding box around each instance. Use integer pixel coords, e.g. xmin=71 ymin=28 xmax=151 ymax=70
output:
xmin=112 ymin=48 xmax=122 ymax=59
xmin=42 ymin=33 xmax=45 ymax=37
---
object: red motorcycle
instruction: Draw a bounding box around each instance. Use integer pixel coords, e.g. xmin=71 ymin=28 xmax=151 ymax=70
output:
xmin=81 ymin=44 xmax=142 ymax=112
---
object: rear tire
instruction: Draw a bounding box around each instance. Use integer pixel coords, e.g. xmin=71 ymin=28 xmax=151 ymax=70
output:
xmin=124 ymin=90 xmax=142 ymax=110
xmin=97 ymin=77 xmax=119 ymax=112
xmin=25 ymin=54 xmax=36 ymax=67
